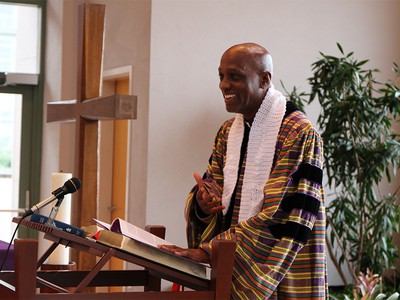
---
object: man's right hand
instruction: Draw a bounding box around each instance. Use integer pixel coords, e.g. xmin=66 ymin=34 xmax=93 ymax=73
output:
xmin=193 ymin=172 xmax=225 ymax=215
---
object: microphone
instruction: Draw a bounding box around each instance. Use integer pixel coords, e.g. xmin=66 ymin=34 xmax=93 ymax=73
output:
xmin=22 ymin=177 xmax=81 ymax=218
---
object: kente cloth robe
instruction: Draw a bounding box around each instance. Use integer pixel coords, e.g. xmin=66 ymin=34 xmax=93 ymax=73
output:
xmin=185 ymin=102 xmax=328 ymax=299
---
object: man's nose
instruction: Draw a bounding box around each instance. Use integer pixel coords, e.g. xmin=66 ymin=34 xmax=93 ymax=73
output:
xmin=219 ymin=78 xmax=230 ymax=90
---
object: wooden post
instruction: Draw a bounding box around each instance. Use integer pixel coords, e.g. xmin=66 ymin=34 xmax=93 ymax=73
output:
xmin=15 ymin=239 xmax=38 ymax=299
xmin=144 ymin=226 xmax=166 ymax=292
xmin=211 ymin=240 xmax=236 ymax=300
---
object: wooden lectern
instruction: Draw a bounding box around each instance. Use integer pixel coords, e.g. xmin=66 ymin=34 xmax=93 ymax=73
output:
xmin=0 ymin=218 xmax=235 ymax=299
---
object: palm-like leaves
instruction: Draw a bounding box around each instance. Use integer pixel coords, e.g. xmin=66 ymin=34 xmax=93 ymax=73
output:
xmin=285 ymin=43 xmax=400 ymax=280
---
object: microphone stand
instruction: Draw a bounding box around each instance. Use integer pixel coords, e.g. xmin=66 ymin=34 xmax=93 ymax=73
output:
xmin=46 ymin=196 xmax=64 ymax=228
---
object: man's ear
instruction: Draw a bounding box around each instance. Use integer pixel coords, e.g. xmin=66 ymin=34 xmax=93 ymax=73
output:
xmin=260 ymin=71 xmax=272 ymax=88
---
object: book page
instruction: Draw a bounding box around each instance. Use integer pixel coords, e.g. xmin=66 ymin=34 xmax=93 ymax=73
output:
xmin=113 ymin=218 xmax=174 ymax=247
xmin=93 ymin=217 xmax=173 ymax=247
xmin=92 ymin=218 xmax=111 ymax=230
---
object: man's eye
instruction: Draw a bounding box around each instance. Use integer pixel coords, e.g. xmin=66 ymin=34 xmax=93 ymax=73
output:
xmin=230 ymin=74 xmax=242 ymax=80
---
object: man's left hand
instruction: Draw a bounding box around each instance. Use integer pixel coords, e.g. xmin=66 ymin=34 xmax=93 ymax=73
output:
xmin=159 ymin=244 xmax=211 ymax=263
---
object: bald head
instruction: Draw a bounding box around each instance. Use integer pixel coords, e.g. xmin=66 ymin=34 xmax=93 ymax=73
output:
xmin=218 ymin=43 xmax=273 ymax=121
xmin=223 ymin=43 xmax=273 ymax=77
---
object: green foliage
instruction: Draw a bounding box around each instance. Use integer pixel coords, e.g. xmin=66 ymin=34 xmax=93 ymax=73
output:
xmin=329 ymin=279 xmax=400 ymax=300
xmin=284 ymin=43 xmax=400 ymax=280
xmin=280 ymin=80 xmax=307 ymax=113
xmin=0 ymin=150 xmax=12 ymax=169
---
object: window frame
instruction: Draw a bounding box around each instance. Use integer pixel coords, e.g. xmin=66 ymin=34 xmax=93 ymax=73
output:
xmin=0 ymin=0 xmax=46 ymax=238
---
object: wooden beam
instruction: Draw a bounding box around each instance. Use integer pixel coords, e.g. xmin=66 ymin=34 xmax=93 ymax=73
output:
xmin=47 ymin=95 xmax=137 ymax=122
xmin=74 ymin=3 xmax=105 ymax=272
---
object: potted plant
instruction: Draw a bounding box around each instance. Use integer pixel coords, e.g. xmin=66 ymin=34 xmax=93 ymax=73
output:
xmin=284 ymin=44 xmax=400 ymax=295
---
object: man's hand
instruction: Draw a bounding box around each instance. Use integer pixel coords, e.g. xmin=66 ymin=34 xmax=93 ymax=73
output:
xmin=159 ymin=244 xmax=211 ymax=263
xmin=194 ymin=172 xmax=225 ymax=215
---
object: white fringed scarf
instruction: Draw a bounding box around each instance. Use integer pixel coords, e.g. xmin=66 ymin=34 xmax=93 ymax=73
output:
xmin=221 ymin=84 xmax=287 ymax=222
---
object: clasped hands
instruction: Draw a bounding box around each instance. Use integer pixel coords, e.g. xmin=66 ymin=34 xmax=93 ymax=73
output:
xmin=158 ymin=172 xmax=225 ymax=263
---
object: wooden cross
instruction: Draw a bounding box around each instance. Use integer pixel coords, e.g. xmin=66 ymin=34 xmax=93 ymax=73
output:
xmin=46 ymin=3 xmax=137 ymax=271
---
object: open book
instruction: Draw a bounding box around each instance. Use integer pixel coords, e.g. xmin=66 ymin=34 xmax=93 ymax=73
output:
xmin=92 ymin=218 xmax=211 ymax=280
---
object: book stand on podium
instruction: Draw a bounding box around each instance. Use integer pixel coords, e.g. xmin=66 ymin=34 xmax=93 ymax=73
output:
xmin=0 ymin=217 xmax=235 ymax=299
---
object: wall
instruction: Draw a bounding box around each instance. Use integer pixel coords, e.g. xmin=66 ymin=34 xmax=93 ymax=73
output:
xmin=41 ymin=0 xmax=78 ymax=231
xmin=148 ymin=0 xmax=400 ymax=286
xmin=93 ymin=0 xmax=151 ymax=229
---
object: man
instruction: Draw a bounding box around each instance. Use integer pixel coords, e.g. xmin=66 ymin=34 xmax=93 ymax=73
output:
xmin=161 ymin=43 xmax=328 ymax=299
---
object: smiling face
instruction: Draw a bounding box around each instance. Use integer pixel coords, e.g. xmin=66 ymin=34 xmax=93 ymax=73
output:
xmin=218 ymin=44 xmax=272 ymax=122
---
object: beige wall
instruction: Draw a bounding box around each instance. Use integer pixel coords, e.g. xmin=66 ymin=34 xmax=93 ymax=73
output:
xmin=42 ymin=0 xmax=400 ymax=287
xmin=95 ymin=0 xmax=151 ymax=229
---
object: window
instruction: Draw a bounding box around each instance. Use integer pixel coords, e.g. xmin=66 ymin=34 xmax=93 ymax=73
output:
xmin=0 ymin=2 xmax=40 ymax=73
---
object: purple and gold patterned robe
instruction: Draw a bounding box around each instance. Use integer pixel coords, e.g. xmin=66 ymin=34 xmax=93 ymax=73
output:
xmin=185 ymin=102 xmax=328 ymax=299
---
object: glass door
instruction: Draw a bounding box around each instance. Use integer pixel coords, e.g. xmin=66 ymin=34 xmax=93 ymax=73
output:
xmin=0 ymin=1 xmax=44 ymax=241
xmin=0 ymin=85 xmax=34 ymax=242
